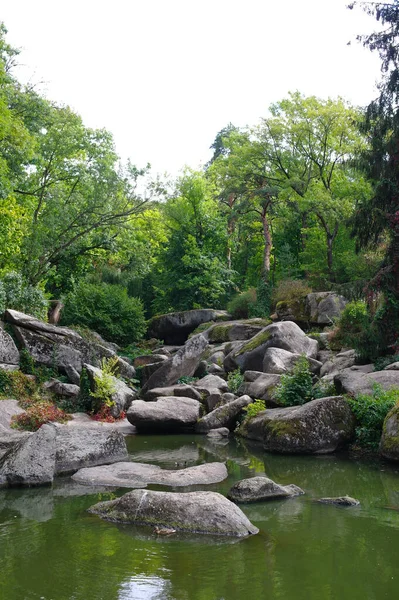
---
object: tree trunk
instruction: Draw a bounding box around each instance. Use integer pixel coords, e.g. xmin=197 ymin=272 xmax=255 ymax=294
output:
xmin=261 ymin=207 xmax=272 ymax=281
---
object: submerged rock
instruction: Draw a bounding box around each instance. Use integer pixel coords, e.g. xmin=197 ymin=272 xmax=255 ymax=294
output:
xmin=72 ymin=461 xmax=228 ymax=488
xmin=228 ymin=476 xmax=304 ymax=503
xmin=88 ymin=489 xmax=259 ymax=537
xmin=317 ymin=496 xmax=360 ymax=507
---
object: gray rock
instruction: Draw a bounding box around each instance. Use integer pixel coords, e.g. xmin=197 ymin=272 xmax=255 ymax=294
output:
xmin=224 ymin=321 xmax=318 ymax=373
xmin=133 ymin=354 xmax=169 ymax=368
xmin=88 ymin=489 xmax=259 ymax=537
xmin=334 ymin=369 xmax=399 ymax=396
xmin=143 ymin=384 xmax=202 ymax=402
xmin=228 ymin=476 xmax=304 ymax=503
xmin=43 ymin=379 xmax=80 ymax=397
xmin=221 ymin=392 xmax=237 ymax=404
xmin=206 ymin=321 xmax=265 ymax=343
xmin=194 ymin=374 xmax=229 ymax=393
xmin=384 ymin=361 xmax=399 ymax=370
xmin=196 ymin=395 xmax=253 ymax=433
xmin=65 ymin=365 xmax=81 ymax=385
xmin=127 ymin=396 xmax=201 ymax=432
xmin=317 ymin=496 xmax=360 ymax=506
xmin=0 ymin=430 xmax=32 ymax=457
xmin=147 ymin=309 xmax=229 ymax=345
xmin=207 ymin=363 xmax=224 ymax=375
xmin=242 ymin=396 xmax=355 ymax=454
xmin=54 ymin=424 xmax=128 ymax=474
xmin=0 ymin=424 xmax=56 ymax=487
xmin=320 ymin=349 xmax=357 ymax=377
xmin=208 ymin=350 xmax=225 ymax=365
xmin=204 ymin=390 xmax=223 ymax=412
xmin=306 ymin=292 xmax=348 ymax=325
xmin=84 ymin=364 xmax=136 ymax=417
xmin=243 ymin=370 xmax=264 ymax=382
xmin=142 ymin=334 xmax=208 ymax=392
xmin=0 ymin=327 xmax=19 ymax=365
xmin=67 ymin=413 xmax=136 ymax=435
xmin=380 ymin=405 xmax=399 ymax=461
xmin=0 ymin=363 xmax=19 ymax=371
xmin=0 ymin=399 xmax=26 ymax=430
xmin=263 ymin=348 xmax=322 ymax=375
xmin=193 ymin=360 xmax=208 ymax=379
xmin=72 ymin=461 xmax=227 ymax=488
xmin=207 ymin=427 xmax=230 ymax=438
xmin=238 ymin=373 xmax=282 ymax=403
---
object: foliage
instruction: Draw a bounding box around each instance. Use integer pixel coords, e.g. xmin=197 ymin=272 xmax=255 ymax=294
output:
xmin=374 ymin=353 xmax=399 ymax=372
xmin=243 ymin=399 xmax=266 ymax=420
xmin=61 ymin=281 xmax=146 ymax=345
xmin=273 ymin=356 xmax=314 ymax=406
xmin=0 ymin=272 xmax=48 ymax=319
xmin=0 ymin=369 xmax=37 ymax=400
xmin=248 ymin=279 xmax=272 ymax=318
xmin=272 ymin=278 xmax=312 ymax=306
xmin=227 ymin=369 xmax=244 ymax=394
xmin=312 ymin=380 xmax=337 ymax=399
xmin=11 ymin=400 xmax=71 ymax=431
xmin=177 ymin=376 xmax=198 ymax=385
xmin=91 ymin=405 xmax=126 ymax=423
xmin=227 ymin=288 xmax=257 ymax=319
xmin=89 ymin=356 xmax=119 ymax=413
xmin=346 ymin=383 xmax=399 ymax=449
xmin=331 ymin=300 xmax=380 ymax=359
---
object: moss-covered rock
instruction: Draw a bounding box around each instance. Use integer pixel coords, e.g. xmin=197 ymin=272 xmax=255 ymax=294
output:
xmin=380 ymin=405 xmax=399 ymax=461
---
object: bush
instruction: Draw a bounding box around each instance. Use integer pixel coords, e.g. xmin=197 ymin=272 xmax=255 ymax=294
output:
xmin=248 ymin=279 xmax=272 ymax=318
xmin=347 ymin=384 xmax=399 ymax=449
xmin=273 ymin=355 xmax=314 ymax=406
xmin=243 ymin=399 xmax=266 ymax=420
xmin=227 ymin=288 xmax=257 ymax=319
xmin=330 ymin=300 xmax=377 ymax=359
xmin=0 ymin=272 xmax=48 ymax=320
xmin=272 ymin=278 xmax=312 ymax=307
xmin=61 ymin=281 xmax=146 ymax=345
xmin=0 ymin=369 xmax=37 ymax=400
xmin=89 ymin=356 xmax=118 ymax=413
xmin=11 ymin=401 xmax=71 ymax=431
xmin=227 ymin=369 xmax=244 ymax=394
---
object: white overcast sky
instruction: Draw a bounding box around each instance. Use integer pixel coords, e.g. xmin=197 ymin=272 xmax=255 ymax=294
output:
xmin=2 ymin=0 xmax=382 ymax=176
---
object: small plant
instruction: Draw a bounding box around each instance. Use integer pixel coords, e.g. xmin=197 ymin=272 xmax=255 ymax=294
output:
xmin=91 ymin=405 xmax=126 ymax=423
xmin=272 ymin=278 xmax=312 ymax=306
xmin=273 ymin=355 xmax=314 ymax=406
xmin=11 ymin=401 xmax=71 ymax=431
xmin=374 ymin=353 xmax=399 ymax=372
xmin=330 ymin=300 xmax=379 ymax=359
xmin=177 ymin=376 xmax=198 ymax=385
xmin=243 ymin=399 xmax=266 ymax=420
xmin=313 ymin=380 xmax=337 ymax=398
xmin=89 ymin=356 xmax=119 ymax=413
xmin=227 ymin=369 xmax=244 ymax=394
xmin=0 ymin=370 xmax=37 ymax=400
xmin=347 ymin=384 xmax=399 ymax=449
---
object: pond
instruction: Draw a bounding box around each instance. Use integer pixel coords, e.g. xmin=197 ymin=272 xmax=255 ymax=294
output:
xmin=1 ymin=434 xmax=399 ymax=600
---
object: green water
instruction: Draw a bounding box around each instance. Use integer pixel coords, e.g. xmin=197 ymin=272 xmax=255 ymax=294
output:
xmin=1 ymin=435 xmax=399 ymax=600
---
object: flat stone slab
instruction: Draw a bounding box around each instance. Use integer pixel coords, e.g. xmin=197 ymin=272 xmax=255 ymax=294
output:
xmin=72 ymin=461 xmax=228 ymax=488
xmin=228 ymin=476 xmax=304 ymax=503
xmin=88 ymin=489 xmax=259 ymax=537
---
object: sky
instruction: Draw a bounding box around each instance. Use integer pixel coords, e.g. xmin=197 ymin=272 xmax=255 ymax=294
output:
xmin=2 ymin=0 xmax=383 ymax=177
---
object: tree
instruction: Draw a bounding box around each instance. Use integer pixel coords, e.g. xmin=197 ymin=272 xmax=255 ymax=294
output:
xmin=350 ymin=1 xmax=399 ymax=351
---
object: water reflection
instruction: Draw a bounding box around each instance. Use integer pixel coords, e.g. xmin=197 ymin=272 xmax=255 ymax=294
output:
xmin=118 ymin=575 xmax=171 ymax=600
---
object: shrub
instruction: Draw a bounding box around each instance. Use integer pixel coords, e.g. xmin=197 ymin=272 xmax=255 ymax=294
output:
xmin=347 ymin=384 xmax=399 ymax=449
xmin=272 ymin=278 xmax=312 ymax=307
xmin=272 ymin=355 xmax=314 ymax=406
xmin=227 ymin=288 xmax=257 ymax=319
xmin=227 ymin=369 xmax=244 ymax=394
xmin=374 ymin=353 xmax=399 ymax=372
xmin=61 ymin=281 xmax=146 ymax=345
xmin=11 ymin=401 xmax=71 ymax=431
xmin=0 ymin=272 xmax=48 ymax=320
xmin=243 ymin=399 xmax=266 ymax=420
xmin=248 ymin=279 xmax=272 ymax=318
xmin=0 ymin=369 xmax=37 ymax=400
xmin=89 ymin=356 xmax=118 ymax=413
xmin=177 ymin=376 xmax=198 ymax=385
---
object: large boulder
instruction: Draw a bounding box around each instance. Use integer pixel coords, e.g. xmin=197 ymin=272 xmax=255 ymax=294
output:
xmin=241 ymin=396 xmax=355 ymax=454
xmin=194 ymin=374 xmax=229 ymax=393
xmin=84 ymin=364 xmax=136 ymax=417
xmin=320 ymin=349 xmax=357 ymax=378
xmin=0 ymin=327 xmax=20 ymax=367
xmin=334 ymin=369 xmax=399 ymax=396
xmin=88 ymin=489 xmax=259 ymax=537
xmin=195 ymin=395 xmax=253 ymax=433
xmin=127 ymin=396 xmax=201 ymax=432
xmin=228 ymin=476 xmax=304 ymax=503
xmin=205 ymin=320 xmax=268 ymax=343
xmin=147 ymin=309 xmax=229 ymax=345
xmin=0 ymin=424 xmax=56 ymax=487
xmin=263 ymin=348 xmax=322 ymax=375
xmin=380 ymin=405 xmax=399 ymax=461
xmin=238 ymin=373 xmax=282 ymax=403
xmin=141 ymin=334 xmax=208 ymax=392
xmin=276 ymin=292 xmax=347 ymax=325
xmin=72 ymin=461 xmax=227 ymax=488
xmin=224 ymin=321 xmax=318 ymax=373
xmin=54 ymin=424 xmax=128 ymax=474
xmin=0 ymin=399 xmax=26 ymax=430
xmin=4 ymin=309 xmax=135 ymax=379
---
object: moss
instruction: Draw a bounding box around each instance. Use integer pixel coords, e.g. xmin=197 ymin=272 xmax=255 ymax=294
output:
xmin=209 ymin=324 xmax=233 ymax=343
xmin=189 ymin=321 xmax=215 ymax=338
xmin=266 ymin=419 xmax=299 ymax=438
xmin=237 ymin=329 xmax=271 ymax=355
